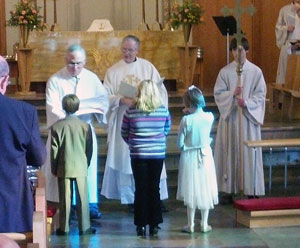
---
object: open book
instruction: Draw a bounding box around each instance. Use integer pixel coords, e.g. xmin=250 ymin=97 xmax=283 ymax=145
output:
xmin=287 ymin=14 xmax=296 ymax=26
xmin=119 ymin=81 xmax=137 ymax=98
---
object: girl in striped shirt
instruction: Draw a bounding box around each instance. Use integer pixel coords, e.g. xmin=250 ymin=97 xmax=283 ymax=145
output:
xmin=121 ymin=79 xmax=171 ymax=237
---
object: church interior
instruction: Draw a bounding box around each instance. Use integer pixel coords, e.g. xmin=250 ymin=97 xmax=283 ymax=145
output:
xmin=1 ymin=0 xmax=300 ymax=247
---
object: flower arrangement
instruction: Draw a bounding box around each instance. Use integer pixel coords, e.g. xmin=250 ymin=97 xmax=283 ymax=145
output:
xmin=7 ymin=0 xmax=45 ymax=48
xmin=168 ymin=0 xmax=205 ymax=30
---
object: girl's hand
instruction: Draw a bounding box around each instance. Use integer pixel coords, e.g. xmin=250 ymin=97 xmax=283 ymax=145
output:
xmin=183 ymin=107 xmax=190 ymax=114
xmin=120 ymin=97 xmax=134 ymax=106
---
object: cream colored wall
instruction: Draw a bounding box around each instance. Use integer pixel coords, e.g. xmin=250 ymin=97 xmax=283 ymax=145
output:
xmin=5 ymin=0 xmax=171 ymax=55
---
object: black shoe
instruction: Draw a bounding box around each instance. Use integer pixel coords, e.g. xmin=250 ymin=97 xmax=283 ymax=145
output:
xmin=56 ymin=228 xmax=68 ymax=236
xmin=219 ymin=194 xmax=233 ymax=205
xmin=90 ymin=210 xmax=102 ymax=219
xmin=160 ymin=201 xmax=169 ymax=213
xmin=79 ymin=227 xmax=96 ymax=235
xmin=127 ymin=204 xmax=134 ymax=213
xmin=89 ymin=203 xmax=102 ymax=219
xmin=136 ymin=226 xmax=146 ymax=236
xmin=149 ymin=226 xmax=159 ymax=236
xmin=247 ymin=195 xmax=260 ymax=199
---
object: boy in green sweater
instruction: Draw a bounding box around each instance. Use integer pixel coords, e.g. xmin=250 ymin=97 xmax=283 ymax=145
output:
xmin=51 ymin=94 xmax=95 ymax=235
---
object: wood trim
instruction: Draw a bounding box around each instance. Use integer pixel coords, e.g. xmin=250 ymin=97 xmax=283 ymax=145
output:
xmin=236 ymin=209 xmax=300 ymax=228
xmin=0 ymin=0 xmax=7 ymax=55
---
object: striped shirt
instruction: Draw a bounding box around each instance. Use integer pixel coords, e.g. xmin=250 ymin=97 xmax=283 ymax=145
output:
xmin=121 ymin=105 xmax=171 ymax=159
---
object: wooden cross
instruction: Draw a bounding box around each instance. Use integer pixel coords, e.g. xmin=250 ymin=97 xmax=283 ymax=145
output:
xmin=220 ymin=0 xmax=256 ymax=194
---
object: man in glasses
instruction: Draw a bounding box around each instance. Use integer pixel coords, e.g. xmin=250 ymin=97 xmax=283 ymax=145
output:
xmin=101 ymin=35 xmax=169 ymax=213
xmin=0 ymin=56 xmax=46 ymax=232
xmin=42 ymin=44 xmax=109 ymax=219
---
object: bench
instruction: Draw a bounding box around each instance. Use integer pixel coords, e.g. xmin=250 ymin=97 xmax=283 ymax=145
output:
xmin=244 ymin=138 xmax=300 ymax=193
xmin=234 ymin=197 xmax=300 ymax=228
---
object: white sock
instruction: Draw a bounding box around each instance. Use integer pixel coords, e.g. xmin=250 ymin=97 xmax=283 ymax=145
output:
xmin=187 ymin=207 xmax=195 ymax=227
xmin=200 ymin=209 xmax=209 ymax=229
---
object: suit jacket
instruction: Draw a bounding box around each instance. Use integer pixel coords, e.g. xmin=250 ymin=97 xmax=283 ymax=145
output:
xmin=51 ymin=115 xmax=92 ymax=178
xmin=0 ymin=94 xmax=46 ymax=233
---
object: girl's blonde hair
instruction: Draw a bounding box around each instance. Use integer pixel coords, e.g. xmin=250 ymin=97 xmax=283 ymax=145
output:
xmin=136 ymin=79 xmax=163 ymax=112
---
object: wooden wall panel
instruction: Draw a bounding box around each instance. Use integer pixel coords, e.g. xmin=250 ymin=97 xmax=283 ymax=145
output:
xmin=0 ymin=0 xmax=7 ymax=55
xmin=193 ymin=0 xmax=288 ymax=93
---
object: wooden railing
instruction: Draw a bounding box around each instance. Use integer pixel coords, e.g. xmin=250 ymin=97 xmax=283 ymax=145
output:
xmin=244 ymin=138 xmax=300 ymax=193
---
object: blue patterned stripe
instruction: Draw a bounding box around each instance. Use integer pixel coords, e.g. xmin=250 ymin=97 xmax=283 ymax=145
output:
xmin=121 ymin=105 xmax=171 ymax=159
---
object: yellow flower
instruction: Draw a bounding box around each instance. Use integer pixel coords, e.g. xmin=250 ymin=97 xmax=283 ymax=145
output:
xmin=7 ymin=0 xmax=45 ymax=31
xmin=169 ymin=0 xmax=204 ymax=29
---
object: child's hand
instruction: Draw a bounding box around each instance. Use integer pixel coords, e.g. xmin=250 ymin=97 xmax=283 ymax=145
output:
xmin=183 ymin=107 xmax=190 ymax=114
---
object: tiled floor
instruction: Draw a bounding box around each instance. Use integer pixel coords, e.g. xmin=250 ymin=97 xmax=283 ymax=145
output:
xmin=48 ymin=192 xmax=300 ymax=248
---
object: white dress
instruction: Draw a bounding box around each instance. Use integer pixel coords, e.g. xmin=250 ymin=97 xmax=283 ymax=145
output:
xmin=176 ymin=110 xmax=218 ymax=210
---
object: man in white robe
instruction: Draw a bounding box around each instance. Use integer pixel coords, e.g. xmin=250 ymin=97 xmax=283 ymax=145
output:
xmin=42 ymin=44 xmax=109 ymax=218
xmin=214 ymin=38 xmax=266 ymax=201
xmin=275 ymin=0 xmax=300 ymax=84
xmin=101 ymin=35 xmax=169 ymax=207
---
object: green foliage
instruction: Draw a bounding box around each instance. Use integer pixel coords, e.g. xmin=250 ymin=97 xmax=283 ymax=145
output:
xmin=169 ymin=0 xmax=205 ymax=29
xmin=7 ymin=0 xmax=46 ymax=31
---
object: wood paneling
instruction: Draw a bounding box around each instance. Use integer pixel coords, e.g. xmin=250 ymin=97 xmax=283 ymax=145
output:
xmin=0 ymin=0 xmax=7 ymax=55
xmin=193 ymin=0 xmax=288 ymax=93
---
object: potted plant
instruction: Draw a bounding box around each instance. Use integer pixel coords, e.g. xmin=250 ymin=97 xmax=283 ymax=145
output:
xmin=7 ymin=0 xmax=46 ymax=48
xmin=169 ymin=0 xmax=204 ymax=43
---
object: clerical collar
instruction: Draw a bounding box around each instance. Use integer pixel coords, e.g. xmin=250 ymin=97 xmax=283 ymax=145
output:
xmin=125 ymin=57 xmax=137 ymax=64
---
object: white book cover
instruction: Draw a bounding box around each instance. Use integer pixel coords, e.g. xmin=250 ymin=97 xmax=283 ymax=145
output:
xmin=118 ymin=78 xmax=165 ymax=98
xmin=119 ymin=81 xmax=137 ymax=98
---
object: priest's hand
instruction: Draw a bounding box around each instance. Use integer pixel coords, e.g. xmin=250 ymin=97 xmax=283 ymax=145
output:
xmin=288 ymin=25 xmax=295 ymax=32
xmin=120 ymin=97 xmax=135 ymax=106
xmin=291 ymin=42 xmax=300 ymax=53
xmin=237 ymin=97 xmax=246 ymax=108
xmin=234 ymin=86 xmax=243 ymax=96
xmin=293 ymin=2 xmax=300 ymax=11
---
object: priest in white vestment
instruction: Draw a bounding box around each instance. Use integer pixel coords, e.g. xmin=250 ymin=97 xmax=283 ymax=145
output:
xmin=214 ymin=38 xmax=266 ymax=199
xmin=42 ymin=44 xmax=109 ymax=218
xmin=101 ymin=35 xmax=169 ymax=205
xmin=275 ymin=0 xmax=300 ymax=84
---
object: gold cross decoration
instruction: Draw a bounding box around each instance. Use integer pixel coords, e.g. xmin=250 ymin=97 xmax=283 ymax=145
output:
xmin=220 ymin=0 xmax=256 ymax=194
xmin=221 ymin=0 xmax=256 ymax=52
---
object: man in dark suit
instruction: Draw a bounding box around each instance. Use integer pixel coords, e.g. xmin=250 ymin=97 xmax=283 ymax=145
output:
xmin=0 ymin=56 xmax=47 ymax=232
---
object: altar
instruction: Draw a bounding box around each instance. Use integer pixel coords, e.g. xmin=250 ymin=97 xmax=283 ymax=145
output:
xmin=29 ymin=30 xmax=184 ymax=83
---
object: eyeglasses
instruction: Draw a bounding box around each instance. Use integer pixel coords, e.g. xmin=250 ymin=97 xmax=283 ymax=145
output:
xmin=121 ymin=47 xmax=137 ymax=53
xmin=67 ymin=61 xmax=85 ymax=67
xmin=0 ymin=75 xmax=11 ymax=85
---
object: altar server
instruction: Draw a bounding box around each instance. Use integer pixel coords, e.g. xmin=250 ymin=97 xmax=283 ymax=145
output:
xmin=214 ymin=38 xmax=266 ymax=203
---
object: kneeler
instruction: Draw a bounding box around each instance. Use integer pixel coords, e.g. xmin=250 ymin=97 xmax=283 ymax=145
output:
xmin=234 ymin=196 xmax=300 ymax=228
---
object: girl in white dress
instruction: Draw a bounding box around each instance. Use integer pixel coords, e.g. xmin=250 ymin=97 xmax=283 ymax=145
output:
xmin=176 ymin=85 xmax=218 ymax=233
